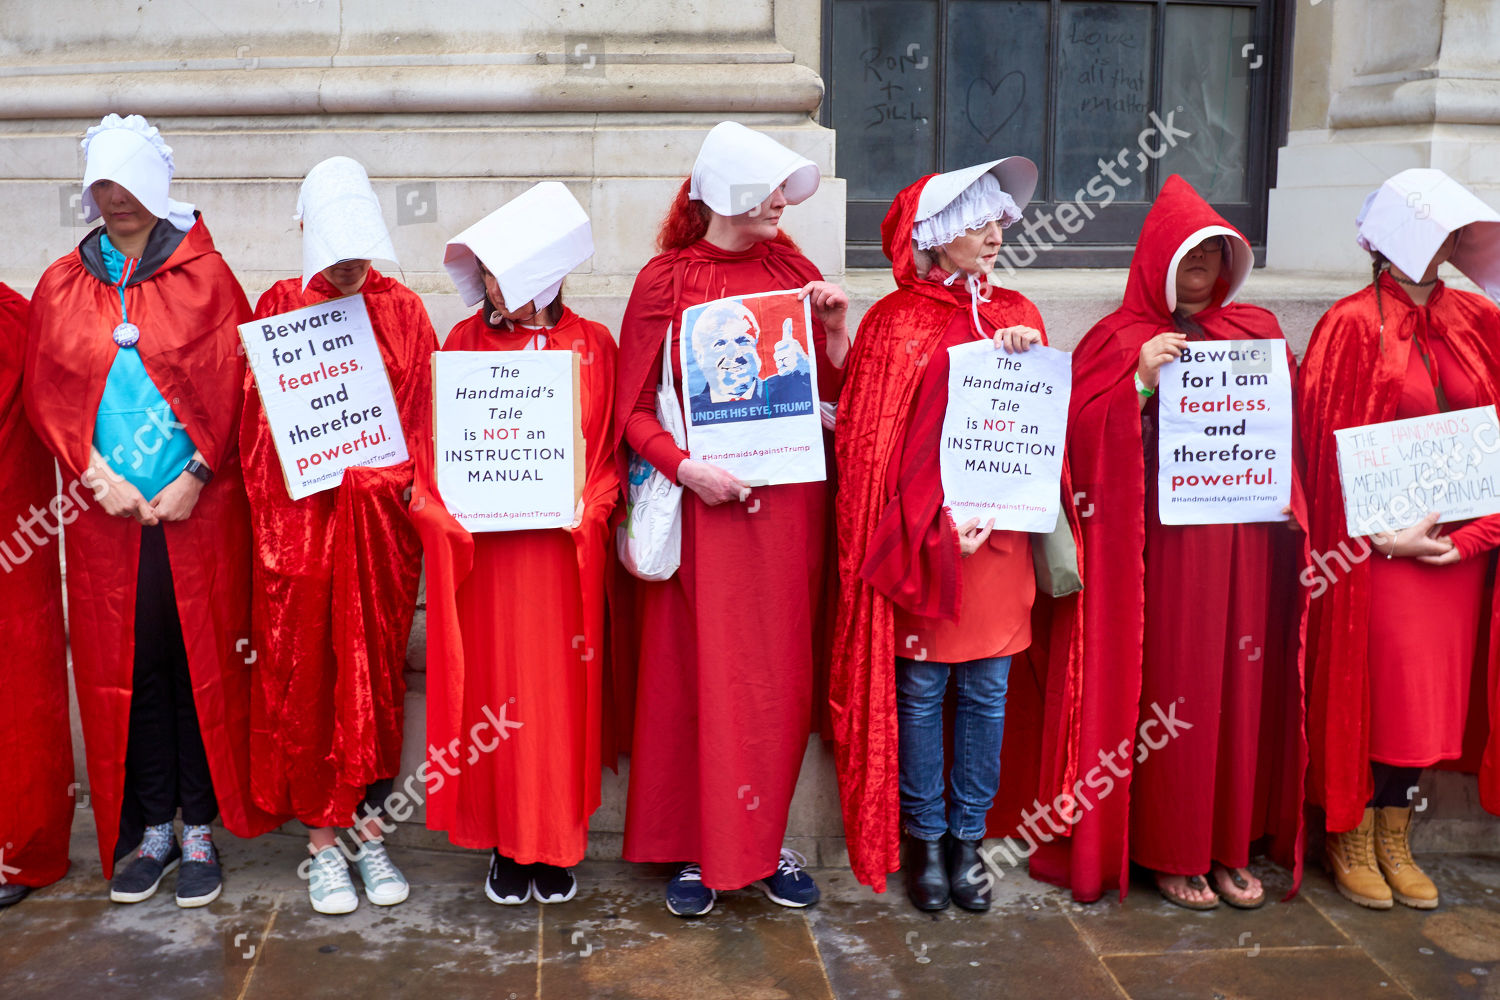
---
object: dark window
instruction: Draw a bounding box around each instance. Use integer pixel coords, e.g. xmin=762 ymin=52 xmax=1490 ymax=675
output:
xmin=822 ymin=0 xmax=1289 ymax=267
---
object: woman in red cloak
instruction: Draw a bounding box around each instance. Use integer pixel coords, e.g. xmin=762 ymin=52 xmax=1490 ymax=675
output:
xmin=25 ymin=114 xmax=279 ymax=907
xmin=831 ymin=158 xmax=1081 ymax=912
xmin=243 ymin=156 xmax=434 ymax=915
xmin=1047 ymin=175 xmax=1306 ymax=907
xmin=1300 ymin=168 xmax=1500 ymax=910
xmin=0 ymin=283 xmax=70 ymax=908
xmin=616 ymin=122 xmax=850 ymax=917
xmin=415 ymin=182 xmax=616 ymax=906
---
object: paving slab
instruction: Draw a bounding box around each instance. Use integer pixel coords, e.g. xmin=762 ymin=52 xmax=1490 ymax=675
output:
xmin=1300 ymin=854 xmax=1500 ymax=1000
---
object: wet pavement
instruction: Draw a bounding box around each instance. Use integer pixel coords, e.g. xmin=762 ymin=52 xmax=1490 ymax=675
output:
xmin=3 ymin=813 xmax=1498 ymax=999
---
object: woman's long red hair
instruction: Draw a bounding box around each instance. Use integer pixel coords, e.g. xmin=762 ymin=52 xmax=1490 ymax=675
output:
xmin=655 ymin=178 xmax=804 ymax=254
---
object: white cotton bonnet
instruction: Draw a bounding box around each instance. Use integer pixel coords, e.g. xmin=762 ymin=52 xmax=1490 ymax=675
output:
xmin=80 ymin=114 xmax=196 ymax=232
xmin=295 ymin=156 xmax=399 ymax=290
xmin=443 ymin=182 xmax=593 ymax=312
xmin=688 ymin=122 xmax=820 ymax=217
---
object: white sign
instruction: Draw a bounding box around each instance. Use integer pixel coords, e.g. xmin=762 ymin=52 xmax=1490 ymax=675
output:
xmin=432 ymin=351 xmax=582 ymax=532
xmin=240 ymin=295 xmax=408 ymax=500
xmin=1334 ymin=405 xmax=1500 ymax=537
xmin=939 ymin=342 xmax=1071 ymax=533
xmin=1157 ymin=339 xmax=1293 ymax=525
xmin=680 ymin=289 xmax=825 ymax=486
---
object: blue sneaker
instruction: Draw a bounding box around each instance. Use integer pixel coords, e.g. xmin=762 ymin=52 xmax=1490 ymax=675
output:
xmin=665 ymin=863 xmax=716 ymax=917
xmin=753 ymin=849 xmax=820 ymax=908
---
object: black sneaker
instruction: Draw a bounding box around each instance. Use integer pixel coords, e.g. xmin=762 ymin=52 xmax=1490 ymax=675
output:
xmin=530 ymin=863 xmax=578 ymax=904
xmin=665 ymin=863 xmax=715 ymax=917
xmin=752 ymin=849 xmax=820 ymax=908
xmin=485 ymin=850 xmax=531 ymax=905
xmin=176 ymin=839 xmax=223 ymax=908
xmin=110 ymin=841 xmax=182 ymax=904
xmin=0 ymin=884 xmax=30 ymax=908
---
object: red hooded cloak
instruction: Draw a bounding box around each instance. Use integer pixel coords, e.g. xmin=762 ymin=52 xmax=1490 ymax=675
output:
xmin=613 ymin=236 xmax=843 ymax=890
xmin=830 ymin=175 xmax=1086 ymax=892
xmin=0 ymin=284 xmax=71 ymax=889
xmin=1035 ymin=176 xmax=1307 ymax=900
xmin=25 ymin=218 xmax=279 ymax=876
xmin=243 ymin=271 xmax=434 ymax=828
xmin=1299 ymin=273 xmax=1500 ymax=831
xmin=414 ymin=307 xmax=617 ymax=865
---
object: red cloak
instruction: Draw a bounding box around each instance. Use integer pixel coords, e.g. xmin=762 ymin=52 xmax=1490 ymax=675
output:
xmin=1035 ymin=176 xmax=1308 ymax=900
xmin=414 ymin=307 xmax=617 ymax=865
xmin=829 ymin=176 xmax=1085 ymax=892
xmin=0 ymin=284 xmax=71 ymax=889
xmin=244 ymin=271 xmax=434 ymax=828
xmin=25 ymin=218 xmax=279 ymax=876
xmin=613 ymin=237 xmax=843 ymax=890
xmin=1299 ymin=273 xmax=1500 ymax=831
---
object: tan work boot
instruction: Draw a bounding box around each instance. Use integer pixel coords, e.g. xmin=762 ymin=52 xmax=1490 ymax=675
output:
xmin=1325 ymin=809 xmax=1393 ymax=909
xmin=1375 ymin=806 xmax=1439 ymax=909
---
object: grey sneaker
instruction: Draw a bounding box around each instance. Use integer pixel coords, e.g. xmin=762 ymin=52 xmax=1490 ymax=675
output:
xmin=352 ymin=841 xmax=409 ymax=906
xmin=307 ymin=846 xmax=358 ymax=915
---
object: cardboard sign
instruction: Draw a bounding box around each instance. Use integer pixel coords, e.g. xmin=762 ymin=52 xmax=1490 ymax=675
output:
xmin=240 ymin=294 xmax=407 ymax=500
xmin=1156 ymin=339 xmax=1293 ymax=524
xmin=432 ymin=350 xmax=583 ymax=532
xmin=680 ymin=289 xmax=825 ymax=486
xmin=1335 ymin=405 xmax=1500 ymax=536
xmin=939 ymin=342 xmax=1071 ymax=532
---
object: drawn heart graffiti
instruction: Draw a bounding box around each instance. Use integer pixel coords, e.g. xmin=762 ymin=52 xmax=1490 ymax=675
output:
xmin=965 ymin=71 xmax=1026 ymax=143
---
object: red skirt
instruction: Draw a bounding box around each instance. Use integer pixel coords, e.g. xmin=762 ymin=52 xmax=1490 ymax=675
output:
xmin=623 ymin=481 xmax=824 ymax=890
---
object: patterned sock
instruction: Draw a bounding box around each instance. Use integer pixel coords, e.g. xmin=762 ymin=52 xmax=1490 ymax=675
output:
xmin=140 ymin=822 xmax=174 ymax=861
xmin=182 ymin=824 xmax=214 ymax=863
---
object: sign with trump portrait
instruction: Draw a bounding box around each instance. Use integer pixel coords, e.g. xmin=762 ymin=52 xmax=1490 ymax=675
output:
xmin=679 ymin=288 xmax=826 ymax=485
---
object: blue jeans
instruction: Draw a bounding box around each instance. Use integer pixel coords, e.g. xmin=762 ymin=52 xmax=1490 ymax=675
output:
xmin=896 ymin=655 xmax=1011 ymax=842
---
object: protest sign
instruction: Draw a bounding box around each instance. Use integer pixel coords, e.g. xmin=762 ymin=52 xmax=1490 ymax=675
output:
xmin=680 ymin=289 xmax=825 ymax=486
xmin=1156 ymin=339 xmax=1293 ymax=524
xmin=432 ymin=350 xmax=583 ymax=532
xmin=240 ymin=294 xmax=407 ymax=500
xmin=1334 ymin=405 xmax=1500 ymax=536
xmin=939 ymin=342 xmax=1071 ymax=532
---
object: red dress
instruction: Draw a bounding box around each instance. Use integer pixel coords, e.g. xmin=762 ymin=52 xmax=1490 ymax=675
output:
xmin=415 ymin=308 xmax=618 ymax=865
xmin=0 ymin=284 xmax=71 ymax=889
xmin=614 ymin=237 xmax=842 ymax=890
xmin=244 ymin=271 xmax=434 ymax=828
xmin=26 ymin=218 xmax=279 ymax=876
xmin=1365 ymin=294 xmax=1500 ymax=765
xmin=829 ymin=174 xmax=1084 ymax=892
xmin=1300 ymin=273 xmax=1500 ymax=830
xmin=1044 ymin=176 xmax=1307 ymax=900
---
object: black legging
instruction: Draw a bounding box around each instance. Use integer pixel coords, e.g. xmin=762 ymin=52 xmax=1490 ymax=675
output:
xmin=1369 ymin=762 xmax=1422 ymax=808
xmin=118 ymin=524 xmax=218 ymax=860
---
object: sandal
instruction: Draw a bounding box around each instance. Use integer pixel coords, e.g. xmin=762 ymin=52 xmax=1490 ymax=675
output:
xmin=1156 ymin=873 xmax=1219 ymax=911
xmin=1210 ymin=863 xmax=1267 ymax=909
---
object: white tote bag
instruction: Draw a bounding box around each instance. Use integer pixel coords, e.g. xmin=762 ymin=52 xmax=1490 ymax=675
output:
xmin=617 ymin=323 xmax=687 ymax=581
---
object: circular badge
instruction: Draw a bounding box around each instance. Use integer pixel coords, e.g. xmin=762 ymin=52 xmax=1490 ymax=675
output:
xmin=112 ymin=322 xmax=140 ymax=348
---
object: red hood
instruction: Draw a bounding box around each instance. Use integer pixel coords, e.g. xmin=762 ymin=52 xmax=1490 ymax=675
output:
xmin=1121 ymin=175 xmax=1251 ymax=322
xmin=881 ymin=174 xmax=967 ymax=309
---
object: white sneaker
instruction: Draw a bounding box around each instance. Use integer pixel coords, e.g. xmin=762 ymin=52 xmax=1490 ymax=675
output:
xmin=308 ymin=846 xmax=359 ymax=915
xmin=353 ymin=840 xmax=410 ymax=906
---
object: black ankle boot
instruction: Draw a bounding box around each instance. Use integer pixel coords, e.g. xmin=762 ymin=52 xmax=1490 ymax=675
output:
xmin=903 ymin=834 xmax=950 ymax=911
xmin=945 ymin=836 xmax=992 ymax=911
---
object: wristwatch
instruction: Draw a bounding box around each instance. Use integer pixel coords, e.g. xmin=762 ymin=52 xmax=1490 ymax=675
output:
xmin=183 ymin=459 xmax=214 ymax=485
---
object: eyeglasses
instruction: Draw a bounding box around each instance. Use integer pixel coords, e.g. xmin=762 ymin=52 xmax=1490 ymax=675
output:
xmin=1191 ymin=238 xmax=1225 ymax=256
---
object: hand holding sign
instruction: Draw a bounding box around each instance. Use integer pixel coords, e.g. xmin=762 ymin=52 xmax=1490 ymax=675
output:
xmin=775 ymin=318 xmax=810 ymax=376
xmin=992 ymin=325 xmax=1042 ymax=354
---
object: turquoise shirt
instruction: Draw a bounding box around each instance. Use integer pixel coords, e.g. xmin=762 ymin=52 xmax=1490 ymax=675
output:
xmin=92 ymin=234 xmax=197 ymax=499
